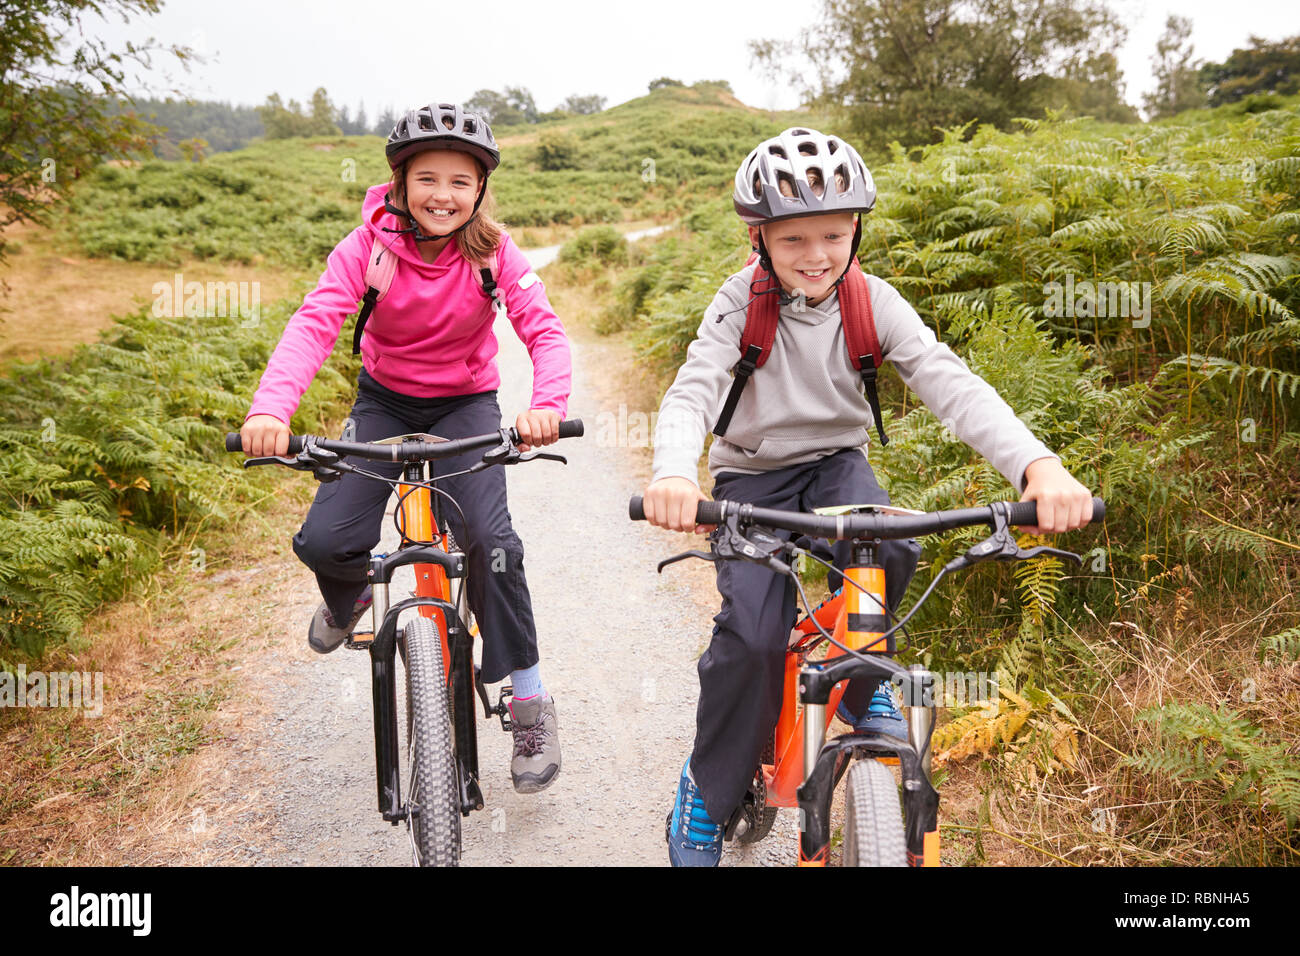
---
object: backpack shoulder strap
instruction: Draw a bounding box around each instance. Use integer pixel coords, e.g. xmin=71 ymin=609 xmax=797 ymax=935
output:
xmin=474 ymin=252 xmax=506 ymax=317
xmin=352 ymin=236 xmax=397 ymax=355
xmin=713 ymin=255 xmax=779 ymax=438
xmin=839 ymin=262 xmax=889 ymax=446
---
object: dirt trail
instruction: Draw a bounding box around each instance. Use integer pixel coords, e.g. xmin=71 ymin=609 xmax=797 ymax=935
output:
xmin=177 ymin=248 xmax=797 ymax=866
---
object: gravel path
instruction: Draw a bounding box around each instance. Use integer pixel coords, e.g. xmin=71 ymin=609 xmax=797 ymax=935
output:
xmin=188 ymin=246 xmax=797 ymax=866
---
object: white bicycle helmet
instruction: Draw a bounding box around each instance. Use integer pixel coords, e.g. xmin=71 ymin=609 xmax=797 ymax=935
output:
xmin=733 ymin=127 xmax=875 ymax=225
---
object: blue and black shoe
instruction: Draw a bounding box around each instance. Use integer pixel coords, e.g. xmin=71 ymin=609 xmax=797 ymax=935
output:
xmin=665 ymin=759 xmax=723 ymax=867
xmin=838 ymin=680 xmax=908 ymax=740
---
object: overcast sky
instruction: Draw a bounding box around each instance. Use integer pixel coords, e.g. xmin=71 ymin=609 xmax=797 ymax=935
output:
xmin=87 ymin=0 xmax=1296 ymax=118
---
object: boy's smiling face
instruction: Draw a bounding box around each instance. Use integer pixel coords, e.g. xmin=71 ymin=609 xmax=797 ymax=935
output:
xmin=749 ymin=212 xmax=856 ymax=306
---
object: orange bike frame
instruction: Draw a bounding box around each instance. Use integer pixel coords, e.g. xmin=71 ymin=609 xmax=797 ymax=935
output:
xmin=396 ymin=470 xmax=453 ymax=678
xmin=761 ymin=560 xmax=941 ymax=867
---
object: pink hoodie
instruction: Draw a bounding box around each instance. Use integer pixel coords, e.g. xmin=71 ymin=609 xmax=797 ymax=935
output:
xmin=245 ymin=183 xmax=571 ymax=425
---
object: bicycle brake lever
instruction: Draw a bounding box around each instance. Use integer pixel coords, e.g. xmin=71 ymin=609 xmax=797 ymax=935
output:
xmin=1018 ymin=545 xmax=1083 ymax=566
xmin=243 ymin=455 xmax=301 ymax=469
xmin=656 ymin=550 xmax=715 ymax=573
xmin=517 ymin=450 xmax=567 ymax=465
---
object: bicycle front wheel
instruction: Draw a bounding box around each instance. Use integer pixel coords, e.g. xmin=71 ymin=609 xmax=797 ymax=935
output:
xmin=403 ymin=615 xmax=461 ymax=866
xmin=841 ymin=759 xmax=906 ymax=866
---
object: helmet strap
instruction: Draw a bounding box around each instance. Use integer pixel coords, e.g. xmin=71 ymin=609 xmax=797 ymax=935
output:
xmin=755 ymin=229 xmax=774 ymax=275
xmin=833 ymin=215 xmax=863 ymax=288
xmin=379 ymin=182 xmax=487 ymax=243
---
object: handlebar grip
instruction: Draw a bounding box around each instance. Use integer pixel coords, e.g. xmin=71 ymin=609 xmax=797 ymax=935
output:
xmin=224 ymin=432 xmax=305 ymax=455
xmin=1008 ymin=496 xmax=1106 ymax=526
xmin=627 ymin=496 xmax=725 ymax=526
xmin=558 ymin=419 xmax=584 ymax=439
xmin=696 ymin=500 xmax=724 ymax=526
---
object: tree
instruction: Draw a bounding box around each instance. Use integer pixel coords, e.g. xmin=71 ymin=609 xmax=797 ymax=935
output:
xmin=308 ymin=87 xmax=341 ymax=135
xmin=373 ymin=105 xmax=397 ymax=137
xmin=503 ymin=86 xmax=539 ymax=124
xmin=560 ymin=93 xmax=606 ymax=115
xmin=752 ymin=0 xmax=1130 ymax=149
xmin=1143 ymin=15 xmax=1206 ymax=118
xmin=465 ymin=87 xmax=540 ymax=126
xmin=1029 ymin=51 xmax=1139 ymax=123
xmin=354 ymin=100 xmax=368 ymax=136
xmin=648 ymin=77 xmax=684 ymax=91
xmin=466 ymin=89 xmax=520 ymax=126
xmin=0 ymin=0 xmax=187 ymax=267
xmin=1200 ymin=34 xmax=1300 ymax=106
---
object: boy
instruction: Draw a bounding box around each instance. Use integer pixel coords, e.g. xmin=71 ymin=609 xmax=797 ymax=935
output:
xmin=641 ymin=127 xmax=1093 ymax=866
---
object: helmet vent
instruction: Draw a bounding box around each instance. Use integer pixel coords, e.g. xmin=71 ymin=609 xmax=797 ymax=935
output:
xmin=440 ymin=113 xmax=455 ymax=130
xmin=827 ymin=139 xmax=840 ymax=154
xmin=417 ymin=113 xmax=434 ymax=131
xmin=464 ymin=118 xmax=476 ymax=134
xmin=834 ymin=164 xmax=850 ymax=193
xmin=768 ymin=145 xmax=787 ymax=159
xmin=806 ymin=167 xmax=825 ymax=197
xmin=797 ymin=141 xmax=817 ymax=156
xmin=776 ymin=170 xmax=798 ymax=198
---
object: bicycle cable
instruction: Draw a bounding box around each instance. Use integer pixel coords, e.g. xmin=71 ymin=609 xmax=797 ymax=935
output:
xmin=788 ymin=564 xmax=939 ymax=755
xmin=792 ymin=548 xmax=913 ymax=652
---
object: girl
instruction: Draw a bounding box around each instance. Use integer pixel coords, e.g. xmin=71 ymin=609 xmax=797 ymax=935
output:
xmin=239 ymin=103 xmax=570 ymax=794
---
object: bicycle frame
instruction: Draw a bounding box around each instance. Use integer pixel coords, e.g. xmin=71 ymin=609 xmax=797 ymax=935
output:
xmin=359 ymin=456 xmax=485 ymax=824
xmin=759 ymin=542 xmax=941 ymax=867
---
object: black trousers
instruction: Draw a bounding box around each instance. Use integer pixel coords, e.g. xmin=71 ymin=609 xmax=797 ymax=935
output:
xmin=690 ymin=449 xmax=921 ymax=823
xmin=292 ymin=369 xmax=539 ymax=684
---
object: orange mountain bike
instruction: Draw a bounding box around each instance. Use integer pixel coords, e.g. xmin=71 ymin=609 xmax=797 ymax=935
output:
xmin=228 ymin=420 xmax=582 ymax=866
xmin=630 ymin=493 xmax=1105 ymax=866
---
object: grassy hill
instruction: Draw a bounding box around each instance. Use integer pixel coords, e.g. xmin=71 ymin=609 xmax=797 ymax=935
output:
xmin=53 ymin=85 xmax=818 ymax=270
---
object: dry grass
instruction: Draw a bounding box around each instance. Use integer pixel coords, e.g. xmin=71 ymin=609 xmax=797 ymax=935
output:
xmin=931 ymin=563 xmax=1300 ymax=866
xmin=0 ymin=482 xmax=315 ymax=865
xmin=0 ymin=220 xmax=305 ymax=363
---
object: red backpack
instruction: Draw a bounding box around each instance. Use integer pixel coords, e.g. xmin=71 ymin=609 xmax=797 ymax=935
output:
xmin=712 ymin=252 xmax=889 ymax=446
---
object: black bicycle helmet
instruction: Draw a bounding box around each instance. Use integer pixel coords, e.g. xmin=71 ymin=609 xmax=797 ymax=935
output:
xmin=386 ymin=103 xmax=500 ymax=172
xmin=733 ymin=127 xmax=875 ymax=225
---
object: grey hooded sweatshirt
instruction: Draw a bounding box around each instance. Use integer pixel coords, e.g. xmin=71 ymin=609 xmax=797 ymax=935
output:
xmin=651 ymin=262 xmax=1058 ymax=491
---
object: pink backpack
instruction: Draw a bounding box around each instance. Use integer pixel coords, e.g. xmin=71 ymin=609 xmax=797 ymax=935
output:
xmin=351 ymin=236 xmax=506 ymax=354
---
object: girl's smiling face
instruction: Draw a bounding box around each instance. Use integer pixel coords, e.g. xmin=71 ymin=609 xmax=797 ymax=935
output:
xmin=749 ymin=212 xmax=856 ymax=306
xmin=403 ymin=149 xmax=483 ymax=237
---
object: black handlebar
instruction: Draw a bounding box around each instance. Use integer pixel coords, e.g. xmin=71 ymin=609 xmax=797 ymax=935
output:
xmin=628 ymin=494 xmax=1105 ymax=539
xmin=226 ymin=419 xmax=584 ymax=457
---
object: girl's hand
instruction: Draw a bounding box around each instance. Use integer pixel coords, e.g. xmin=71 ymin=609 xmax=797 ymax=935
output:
xmin=642 ymin=476 xmax=713 ymax=534
xmin=1018 ymin=457 xmax=1094 ymax=535
xmin=241 ymin=414 xmax=291 ymax=457
xmin=515 ymin=409 xmax=560 ymax=452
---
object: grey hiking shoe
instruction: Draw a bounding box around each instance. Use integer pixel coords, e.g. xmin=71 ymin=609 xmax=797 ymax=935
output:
xmin=508 ymin=695 xmax=561 ymax=793
xmin=307 ymin=586 xmax=373 ymax=654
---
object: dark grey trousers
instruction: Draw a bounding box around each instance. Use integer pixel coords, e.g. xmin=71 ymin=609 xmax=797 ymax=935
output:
xmin=691 ymin=448 xmax=921 ymax=823
xmin=291 ymin=369 xmax=539 ymax=684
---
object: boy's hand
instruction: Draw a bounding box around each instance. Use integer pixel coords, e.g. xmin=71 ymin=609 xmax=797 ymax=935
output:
xmin=515 ymin=409 xmax=560 ymax=452
xmin=1018 ymin=457 xmax=1094 ymax=535
xmin=643 ymin=477 xmax=714 ymax=534
xmin=241 ymin=414 xmax=291 ymax=457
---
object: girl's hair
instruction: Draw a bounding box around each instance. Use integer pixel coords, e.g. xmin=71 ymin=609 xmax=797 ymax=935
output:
xmin=387 ymin=153 xmax=503 ymax=263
